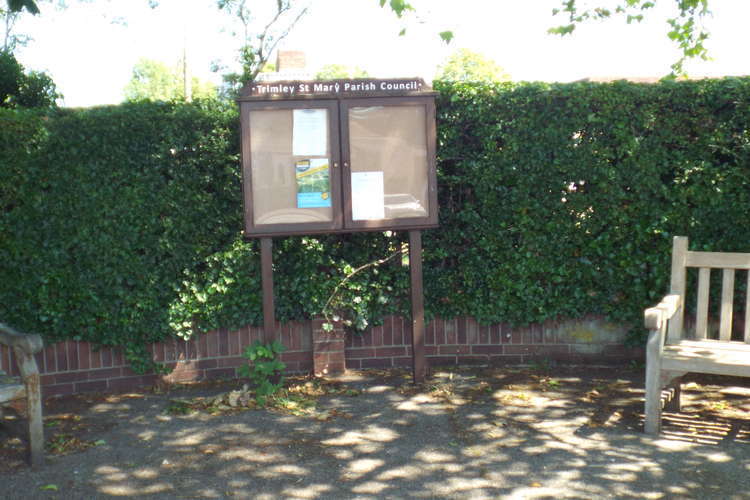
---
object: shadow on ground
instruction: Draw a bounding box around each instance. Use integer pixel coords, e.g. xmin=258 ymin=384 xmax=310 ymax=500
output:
xmin=2 ymin=366 xmax=749 ymax=499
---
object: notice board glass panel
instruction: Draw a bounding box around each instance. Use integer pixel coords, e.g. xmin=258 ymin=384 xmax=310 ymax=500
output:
xmin=249 ymin=108 xmax=334 ymax=225
xmin=348 ymin=105 xmax=428 ymax=220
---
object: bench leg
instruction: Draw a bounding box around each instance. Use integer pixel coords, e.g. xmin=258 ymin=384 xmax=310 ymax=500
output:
xmin=26 ymin=373 xmax=44 ymax=467
xmin=644 ymin=330 xmax=666 ymax=436
xmin=645 ymin=363 xmax=662 ymax=435
xmin=664 ymin=376 xmax=682 ymax=413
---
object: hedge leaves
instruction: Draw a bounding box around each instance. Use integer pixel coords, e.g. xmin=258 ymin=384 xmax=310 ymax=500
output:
xmin=2 ymin=78 xmax=749 ymax=371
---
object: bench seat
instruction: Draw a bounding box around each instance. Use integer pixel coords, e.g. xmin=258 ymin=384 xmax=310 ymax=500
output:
xmin=0 ymin=380 xmax=25 ymax=404
xmin=661 ymin=340 xmax=750 ymax=378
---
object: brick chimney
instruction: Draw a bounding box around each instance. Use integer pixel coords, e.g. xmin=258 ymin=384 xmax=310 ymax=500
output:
xmin=276 ymin=51 xmax=307 ymax=72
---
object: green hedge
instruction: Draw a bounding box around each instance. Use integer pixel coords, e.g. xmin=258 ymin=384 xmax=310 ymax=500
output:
xmin=426 ymin=79 xmax=750 ymax=324
xmin=0 ymin=101 xmax=243 ymax=371
xmin=430 ymin=78 xmax=750 ymax=327
xmin=2 ymin=78 xmax=749 ymax=371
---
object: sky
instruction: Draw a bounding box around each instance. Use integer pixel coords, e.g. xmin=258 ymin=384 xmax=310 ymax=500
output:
xmin=12 ymin=0 xmax=750 ymax=107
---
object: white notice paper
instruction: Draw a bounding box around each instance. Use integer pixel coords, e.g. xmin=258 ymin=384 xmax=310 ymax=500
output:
xmin=351 ymin=171 xmax=385 ymax=220
xmin=293 ymin=109 xmax=327 ymax=156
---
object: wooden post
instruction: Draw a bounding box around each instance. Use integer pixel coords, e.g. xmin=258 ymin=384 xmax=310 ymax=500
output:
xmin=409 ymin=230 xmax=426 ymax=383
xmin=1 ymin=324 xmax=44 ymax=466
xmin=644 ymin=307 xmax=664 ymax=435
xmin=260 ymin=237 xmax=275 ymax=343
xmin=14 ymin=349 xmax=43 ymax=467
xmin=720 ymin=268 xmax=735 ymax=341
xmin=668 ymin=236 xmax=688 ymax=342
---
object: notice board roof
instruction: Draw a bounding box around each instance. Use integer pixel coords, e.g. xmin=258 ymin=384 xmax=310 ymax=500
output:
xmin=237 ymin=78 xmax=437 ymax=101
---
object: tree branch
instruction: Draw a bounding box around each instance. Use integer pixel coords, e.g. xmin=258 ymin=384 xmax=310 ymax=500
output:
xmin=322 ymin=248 xmax=403 ymax=325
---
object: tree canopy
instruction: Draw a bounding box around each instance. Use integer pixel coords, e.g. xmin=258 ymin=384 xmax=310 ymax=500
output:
xmin=123 ymin=58 xmax=216 ymax=102
xmin=549 ymin=0 xmax=711 ymax=75
xmin=0 ymin=50 xmax=58 ymax=107
xmin=378 ymin=0 xmax=714 ymax=76
xmin=216 ymin=0 xmax=309 ymax=94
xmin=436 ymin=49 xmax=510 ymax=83
xmin=315 ymin=64 xmax=369 ymax=80
xmin=6 ymin=0 xmax=38 ymax=14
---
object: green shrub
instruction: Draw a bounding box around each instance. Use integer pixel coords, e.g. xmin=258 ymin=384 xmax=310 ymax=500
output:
xmin=2 ymin=78 xmax=749 ymax=372
xmin=237 ymin=340 xmax=286 ymax=404
xmin=0 ymin=100 xmax=241 ymax=371
xmin=0 ymin=51 xmax=60 ymax=109
xmin=429 ymin=78 xmax=750 ymax=334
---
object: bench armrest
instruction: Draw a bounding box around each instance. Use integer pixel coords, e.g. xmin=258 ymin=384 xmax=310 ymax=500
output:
xmin=644 ymin=294 xmax=681 ymax=358
xmin=0 ymin=322 xmax=43 ymax=355
xmin=644 ymin=294 xmax=681 ymax=331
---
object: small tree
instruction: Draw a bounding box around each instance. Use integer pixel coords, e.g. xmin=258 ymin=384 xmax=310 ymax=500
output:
xmin=123 ymin=58 xmax=216 ymax=102
xmin=2 ymin=0 xmax=40 ymax=51
xmin=0 ymin=50 xmax=58 ymax=108
xmin=315 ymin=64 xmax=369 ymax=80
xmin=436 ymin=48 xmax=510 ymax=83
xmin=217 ymin=0 xmax=309 ymax=96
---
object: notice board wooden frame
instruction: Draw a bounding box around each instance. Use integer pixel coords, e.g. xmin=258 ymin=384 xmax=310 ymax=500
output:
xmin=237 ymin=79 xmax=438 ymax=382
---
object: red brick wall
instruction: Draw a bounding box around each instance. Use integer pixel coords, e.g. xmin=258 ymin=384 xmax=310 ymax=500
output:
xmin=344 ymin=315 xmax=640 ymax=369
xmin=276 ymin=50 xmax=306 ymax=71
xmin=311 ymin=318 xmax=346 ymax=376
xmin=0 ymin=322 xmax=311 ymax=398
xmin=0 ymin=316 xmax=641 ymax=398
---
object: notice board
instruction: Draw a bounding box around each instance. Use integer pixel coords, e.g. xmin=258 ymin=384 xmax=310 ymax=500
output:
xmin=237 ymin=78 xmax=438 ymax=238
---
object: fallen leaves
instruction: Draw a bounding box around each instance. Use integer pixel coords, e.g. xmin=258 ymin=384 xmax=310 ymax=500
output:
xmin=46 ymin=433 xmax=96 ymax=455
xmin=162 ymin=377 xmax=362 ymax=420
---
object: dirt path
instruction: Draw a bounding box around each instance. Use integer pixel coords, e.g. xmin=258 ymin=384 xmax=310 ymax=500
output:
xmin=2 ymin=366 xmax=749 ymax=499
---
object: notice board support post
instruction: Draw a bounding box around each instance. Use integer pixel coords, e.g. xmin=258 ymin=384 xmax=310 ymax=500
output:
xmin=239 ymin=79 xmax=439 ymax=378
xmin=409 ymin=230 xmax=426 ymax=383
xmin=260 ymin=237 xmax=275 ymax=344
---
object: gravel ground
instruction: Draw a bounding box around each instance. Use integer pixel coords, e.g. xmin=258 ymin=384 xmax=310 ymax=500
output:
xmin=1 ymin=366 xmax=750 ymax=499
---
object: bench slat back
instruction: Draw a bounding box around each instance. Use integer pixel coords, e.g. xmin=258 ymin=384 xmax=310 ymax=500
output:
xmin=670 ymin=236 xmax=750 ymax=344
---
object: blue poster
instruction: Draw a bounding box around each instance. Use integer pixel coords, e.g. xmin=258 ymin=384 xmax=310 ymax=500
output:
xmin=296 ymin=159 xmax=331 ymax=208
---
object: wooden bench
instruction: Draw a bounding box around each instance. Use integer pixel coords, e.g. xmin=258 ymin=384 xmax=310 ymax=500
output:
xmin=644 ymin=236 xmax=750 ymax=434
xmin=0 ymin=322 xmax=44 ymax=466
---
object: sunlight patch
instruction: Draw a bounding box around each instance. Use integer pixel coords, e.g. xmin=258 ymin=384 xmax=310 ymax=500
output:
xmin=366 ymin=385 xmax=391 ymax=393
xmin=377 ymin=464 xmax=425 ymax=481
xmin=132 ymin=468 xmax=159 ymax=479
xmin=352 ymin=481 xmax=390 ymax=494
xmin=100 ymin=483 xmax=173 ymax=496
xmin=395 ymin=394 xmax=437 ymax=411
xmin=706 ymin=451 xmax=732 ymax=463
xmin=164 ymin=431 xmax=211 ymax=446
xmin=415 ymin=449 xmax=454 ymax=463
xmin=346 ymin=458 xmax=384 ymax=478
xmin=95 ymin=465 xmax=121 ymax=474
xmin=322 ymin=426 xmax=399 ymax=446
xmin=282 ymin=483 xmax=331 ymax=498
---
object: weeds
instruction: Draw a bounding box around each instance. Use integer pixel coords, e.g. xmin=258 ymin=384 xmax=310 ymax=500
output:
xmin=237 ymin=340 xmax=286 ymax=405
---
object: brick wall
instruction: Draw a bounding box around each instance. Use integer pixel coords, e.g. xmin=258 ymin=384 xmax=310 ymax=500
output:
xmin=344 ymin=315 xmax=640 ymax=369
xmin=276 ymin=50 xmax=306 ymax=71
xmin=0 ymin=316 xmax=641 ymax=398
xmin=0 ymin=322 xmax=311 ymax=398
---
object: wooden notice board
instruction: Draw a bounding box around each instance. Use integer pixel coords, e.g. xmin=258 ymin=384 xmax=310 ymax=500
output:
xmin=237 ymin=79 xmax=438 ymax=238
xmin=237 ymin=78 xmax=438 ymax=383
